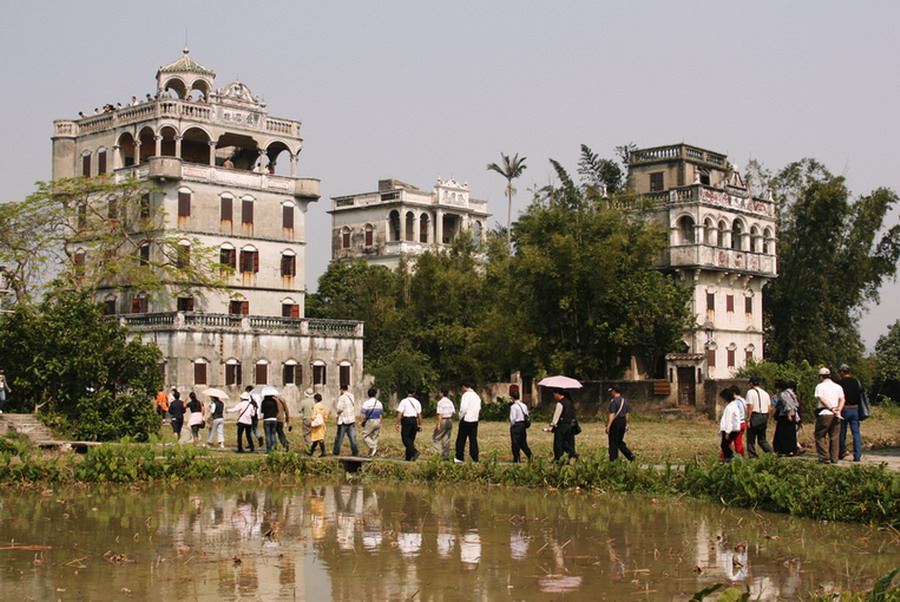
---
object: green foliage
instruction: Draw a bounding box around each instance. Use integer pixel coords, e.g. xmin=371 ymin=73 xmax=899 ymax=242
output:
xmin=875 ymin=321 xmax=900 ymax=402
xmin=509 ymin=150 xmax=694 ymax=378
xmin=764 ymin=159 xmax=900 ymax=367
xmin=736 ymin=359 xmax=822 ymax=418
xmin=0 ymin=288 xmax=162 ymax=440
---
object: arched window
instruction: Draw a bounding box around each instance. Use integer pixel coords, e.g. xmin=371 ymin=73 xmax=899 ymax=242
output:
xmin=717 ymin=220 xmax=727 ymax=247
xmin=364 ymin=224 xmax=375 ymax=247
xmin=255 ymin=360 xmax=269 ymax=385
xmin=339 ymin=361 xmax=352 ymax=387
xmin=389 ymin=210 xmax=400 ymax=242
xmin=240 ymin=245 xmax=259 ymax=273
xmin=219 ymin=243 xmax=236 ymax=269
xmin=283 ymin=360 xmax=299 ymax=385
xmin=176 ymin=242 xmax=191 ymax=269
xmin=704 ymin=218 xmax=715 ymax=245
xmin=281 ymin=250 xmax=296 ymax=277
xmin=282 ymin=201 xmax=295 ymax=229
xmin=225 ymin=359 xmax=242 ymax=386
xmin=313 ymin=360 xmax=327 ymax=385
xmin=341 ymin=227 xmax=352 ymax=249
xmin=750 ymin=226 xmax=761 ymax=253
xmin=281 ymin=297 xmax=300 ymax=318
xmin=419 ymin=214 xmax=430 ymax=243
xmin=193 ymin=358 xmax=208 ymax=385
xmin=131 ymin=292 xmax=148 ymax=314
xmin=405 ymin=212 xmax=415 ymax=241
xmin=103 ymin=294 xmax=117 ymax=316
xmin=678 ymin=215 xmax=695 ymax=244
xmin=97 ymin=147 xmax=108 ymax=174
xmin=473 ymin=220 xmax=483 ymax=243
xmin=81 ymin=150 xmax=92 ymax=177
xmin=220 ymin=194 xmax=233 ymax=221
xmin=763 ymin=227 xmax=773 ymax=254
xmin=731 ymin=220 xmax=744 ymax=250
xmin=177 ymin=187 xmax=192 ymax=217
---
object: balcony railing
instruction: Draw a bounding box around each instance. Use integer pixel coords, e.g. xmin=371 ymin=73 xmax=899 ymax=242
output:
xmin=662 ymin=244 xmax=777 ymax=276
xmin=631 ymin=144 xmax=726 ymax=167
xmin=643 ymin=184 xmax=775 ymax=217
xmin=55 ymin=99 xmax=301 ymax=138
xmin=119 ymin=312 xmax=363 ymax=337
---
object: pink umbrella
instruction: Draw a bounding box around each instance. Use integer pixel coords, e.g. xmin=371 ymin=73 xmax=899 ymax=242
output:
xmin=537 ymin=375 xmax=583 ymax=389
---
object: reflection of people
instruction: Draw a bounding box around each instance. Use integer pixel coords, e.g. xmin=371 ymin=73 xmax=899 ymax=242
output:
xmin=508 ymin=391 xmax=532 ymax=463
xmin=549 ymin=389 xmax=577 ymax=461
xmin=836 ymin=364 xmax=864 ymax=462
xmin=455 ymin=383 xmax=481 ymax=462
xmin=309 ymin=394 xmax=327 ymax=457
xmin=432 ymin=389 xmax=454 ymax=460
xmin=396 ymin=388 xmax=423 ymax=461
xmin=814 ymin=368 xmax=844 ymax=464
xmin=605 ymin=386 xmax=635 ymax=461
xmin=358 ymin=388 xmax=383 ymax=457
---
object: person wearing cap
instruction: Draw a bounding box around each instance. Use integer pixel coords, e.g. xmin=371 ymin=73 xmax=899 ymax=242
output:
xmin=745 ymin=376 xmax=774 ymax=458
xmin=836 ymin=364 xmax=864 ymax=462
xmin=813 ymin=368 xmax=845 ymax=463
xmin=606 ymin=386 xmax=635 ymax=461
xmin=297 ymin=388 xmax=316 ymax=448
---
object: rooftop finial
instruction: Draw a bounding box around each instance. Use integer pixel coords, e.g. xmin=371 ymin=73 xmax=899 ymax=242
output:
xmin=183 ymin=45 xmax=189 ymax=55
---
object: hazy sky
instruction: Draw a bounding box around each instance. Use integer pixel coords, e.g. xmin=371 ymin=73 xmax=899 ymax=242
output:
xmin=1 ymin=1 xmax=897 ymax=349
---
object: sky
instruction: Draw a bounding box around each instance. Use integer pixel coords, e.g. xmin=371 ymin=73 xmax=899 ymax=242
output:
xmin=0 ymin=1 xmax=897 ymax=350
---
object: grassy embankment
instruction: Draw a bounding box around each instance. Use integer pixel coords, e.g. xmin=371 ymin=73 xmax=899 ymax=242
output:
xmin=1 ymin=406 xmax=898 ymax=527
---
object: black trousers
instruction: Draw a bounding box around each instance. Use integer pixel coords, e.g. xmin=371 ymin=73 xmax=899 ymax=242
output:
xmin=401 ymin=417 xmax=419 ymax=461
xmin=510 ymin=422 xmax=532 ymax=462
xmin=746 ymin=413 xmax=773 ymax=457
xmin=721 ymin=430 xmax=739 ymax=460
xmin=553 ymin=423 xmax=576 ymax=461
xmin=772 ymin=415 xmax=798 ymax=455
xmin=607 ymin=417 xmax=634 ymax=461
xmin=237 ymin=423 xmax=255 ymax=452
xmin=455 ymin=420 xmax=479 ymax=461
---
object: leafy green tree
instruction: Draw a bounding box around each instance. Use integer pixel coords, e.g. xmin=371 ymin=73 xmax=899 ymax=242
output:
xmin=509 ymin=148 xmax=694 ymax=379
xmin=0 ymin=288 xmax=162 ymax=440
xmin=487 ymin=152 xmax=527 ymax=247
xmin=0 ymin=176 xmax=230 ymax=308
xmin=764 ymin=159 xmax=900 ymax=367
xmin=875 ymin=320 xmax=900 ymax=383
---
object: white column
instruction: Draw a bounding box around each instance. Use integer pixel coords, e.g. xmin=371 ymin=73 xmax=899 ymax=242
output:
xmin=154 ymin=135 xmax=162 ymax=157
xmin=290 ymin=153 xmax=298 ymax=177
xmin=174 ymin=136 xmax=182 ymax=159
xmin=435 ymin=209 xmax=444 ymax=245
xmin=209 ymin=141 xmax=217 ymax=166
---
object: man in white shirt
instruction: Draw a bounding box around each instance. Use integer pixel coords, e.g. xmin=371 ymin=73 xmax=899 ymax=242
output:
xmin=333 ymin=383 xmax=359 ymax=456
xmin=745 ymin=376 xmax=774 ymax=458
xmin=395 ymin=388 xmax=423 ymax=461
xmin=813 ymin=367 xmax=845 ymax=464
xmin=508 ymin=391 xmax=532 ymax=463
xmin=432 ymin=388 xmax=455 ymax=460
xmin=358 ymin=388 xmax=384 ymax=457
xmin=455 ymin=382 xmax=482 ymax=462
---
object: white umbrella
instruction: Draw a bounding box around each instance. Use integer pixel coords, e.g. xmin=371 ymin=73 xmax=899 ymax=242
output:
xmin=537 ymin=375 xmax=583 ymax=389
xmin=250 ymin=385 xmax=282 ymax=398
xmin=200 ymin=387 xmax=229 ymax=400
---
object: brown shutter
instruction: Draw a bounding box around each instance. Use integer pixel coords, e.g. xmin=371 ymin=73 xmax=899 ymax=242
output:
xmin=194 ymin=362 xmax=207 ymax=385
xmin=242 ymin=200 xmax=254 ymax=224
xmin=178 ymin=192 xmax=191 ymax=217
xmin=98 ymin=151 xmax=107 ymax=174
xmin=291 ymin=304 xmax=300 ymax=318
xmin=256 ymin=363 xmax=267 ymax=385
xmin=282 ymin=205 xmax=294 ymax=229
xmin=241 ymin=301 xmax=249 ymax=315
xmin=745 ymin=297 xmax=753 ymax=315
xmin=726 ymin=295 xmax=734 ymax=313
xmin=340 ymin=365 xmax=350 ymax=387
xmin=706 ymin=293 xmax=715 ymax=312
xmin=707 ymin=349 xmax=716 ymax=367
xmin=221 ymin=197 xmax=232 ymax=221
xmin=226 ymin=364 xmax=235 ymax=385
xmin=82 ymin=154 xmax=91 ymax=177
xmin=727 ymin=349 xmax=735 ymax=367
xmin=252 ymin=251 xmax=259 ymax=273
xmin=283 ymin=364 xmax=295 ymax=384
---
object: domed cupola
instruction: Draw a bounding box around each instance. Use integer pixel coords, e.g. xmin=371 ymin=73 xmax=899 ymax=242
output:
xmin=156 ymin=47 xmax=216 ymax=101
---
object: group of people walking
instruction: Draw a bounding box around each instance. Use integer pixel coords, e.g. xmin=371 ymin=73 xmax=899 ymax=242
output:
xmin=718 ymin=365 xmax=866 ymax=464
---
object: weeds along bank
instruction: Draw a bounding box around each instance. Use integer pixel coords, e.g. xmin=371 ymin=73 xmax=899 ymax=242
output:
xmin=1 ymin=442 xmax=897 ymax=528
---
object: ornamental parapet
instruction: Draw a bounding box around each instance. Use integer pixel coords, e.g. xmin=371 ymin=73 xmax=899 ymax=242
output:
xmin=644 ymin=184 xmax=774 ymax=217
xmin=119 ymin=312 xmax=363 ymax=337
xmin=662 ymin=244 xmax=777 ymax=276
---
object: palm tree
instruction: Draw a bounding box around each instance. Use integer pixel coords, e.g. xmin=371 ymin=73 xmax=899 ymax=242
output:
xmin=487 ymin=152 xmax=527 ymax=248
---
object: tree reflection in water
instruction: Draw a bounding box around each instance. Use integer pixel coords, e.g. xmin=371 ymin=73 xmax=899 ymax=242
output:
xmin=0 ymin=481 xmax=896 ymax=600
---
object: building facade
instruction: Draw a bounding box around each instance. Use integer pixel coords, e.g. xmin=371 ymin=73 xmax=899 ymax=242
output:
xmin=629 ymin=144 xmax=777 ymax=400
xmin=51 ymin=50 xmax=363 ymax=410
xmin=329 ymin=178 xmax=489 ymax=268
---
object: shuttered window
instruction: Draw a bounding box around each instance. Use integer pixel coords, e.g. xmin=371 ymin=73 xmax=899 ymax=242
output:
xmin=726 ymin=295 xmax=734 ymax=313
xmin=283 ymin=364 xmax=296 ymax=385
xmin=282 ymin=205 xmax=294 ymax=229
xmin=240 ymin=250 xmax=259 ymax=273
xmin=219 ymin=248 xmax=236 ymax=268
xmin=706 ymin=293 xmax=715 ymax=313
xmin=745 ymin=297 xmax=753 ymax=315
xmin=225 ymin=363 xmax=242 ymax=386
xmin=97 ymin=151 xmax=107 ymax=174
xmin=282 ymin=303 xmax=300 ymax=318
xmin=707 ymin=349 xmax=716 ymax=367
xmin=194 ymin=362 xmax=207 ymax=385
xmin=82 ymin=154 xmax=91 ymax=177
xmin=255 ymin=363 xmax=268 ymax=385
xmin=220 ymin=196 xmax=232 ymax=221
xmin=178 ymin=192 xmax=191 ymax=217
xmin=339 ymin=365 xmax=351 ymax=388
xmin=242 ymin=200 xmax=254 ymax=224
xmin=281 ymin=254 xmax=296 ymax=277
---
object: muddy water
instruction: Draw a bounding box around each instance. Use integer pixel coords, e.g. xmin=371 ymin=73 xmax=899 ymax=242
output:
xmin=0 ymin=480 xmax=896 ymax=601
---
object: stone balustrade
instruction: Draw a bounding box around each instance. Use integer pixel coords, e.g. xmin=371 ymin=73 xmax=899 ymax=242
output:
xmin=664 ymin=244 xmax=777 ymax=276
xmin=644 ymin=184 xmax=775 ymax=217
xmin=119 ymin=312 xmax=363 ymax=337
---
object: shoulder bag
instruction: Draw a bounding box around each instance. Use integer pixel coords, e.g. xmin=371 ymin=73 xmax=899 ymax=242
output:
xmin=858 ymin=380 xmax=872 ymax=421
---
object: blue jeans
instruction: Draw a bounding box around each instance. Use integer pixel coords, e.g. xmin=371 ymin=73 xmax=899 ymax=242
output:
xmin=264 ymin=420 xmax=278 ymax=452
xmin=333 ymin=423 xmax=359 ymax=456
xmin=839 ymin=406 xmax=862 ymax=460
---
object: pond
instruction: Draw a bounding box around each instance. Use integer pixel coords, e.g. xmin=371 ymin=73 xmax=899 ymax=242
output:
xmin=0 ymin=479 xmax=896 ymax=600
